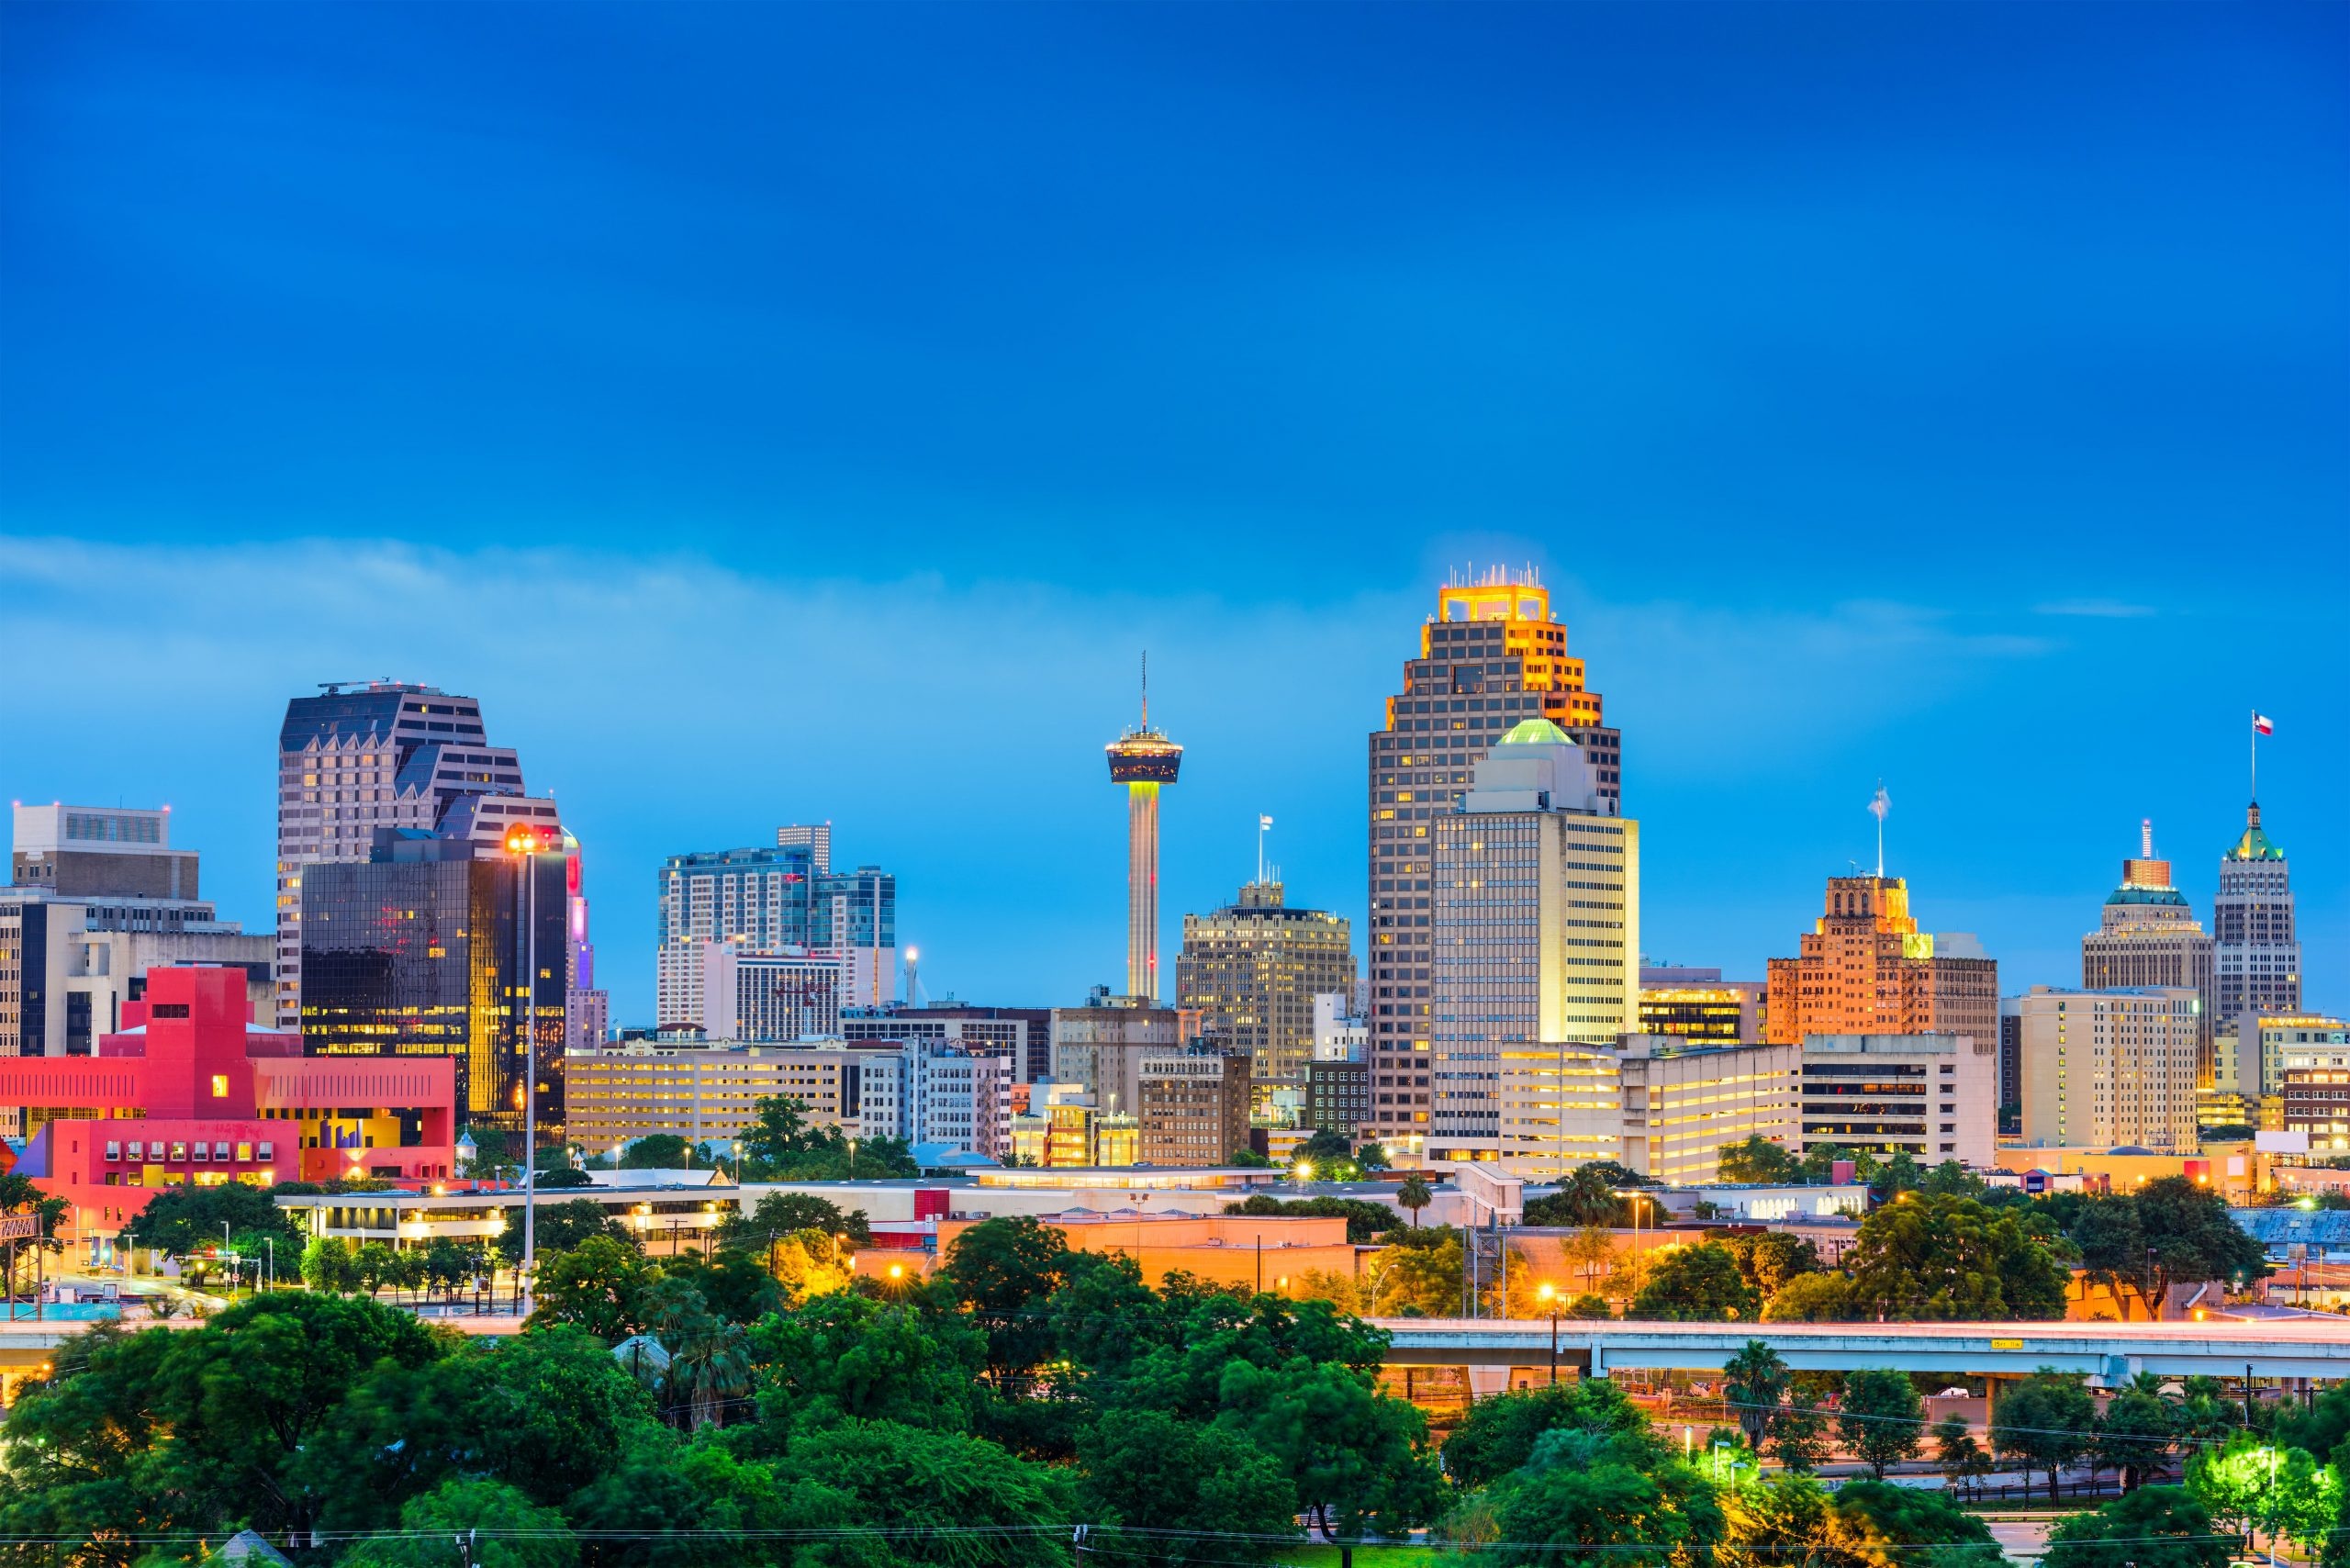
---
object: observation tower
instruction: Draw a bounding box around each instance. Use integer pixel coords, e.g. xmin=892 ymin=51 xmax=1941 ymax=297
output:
xmin=1105 ymin=658 xmax=1181 ymax=1002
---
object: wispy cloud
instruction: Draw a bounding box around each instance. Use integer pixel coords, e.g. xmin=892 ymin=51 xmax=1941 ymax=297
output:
xmin=2034 ymin=598 xmax=2156 ymax=619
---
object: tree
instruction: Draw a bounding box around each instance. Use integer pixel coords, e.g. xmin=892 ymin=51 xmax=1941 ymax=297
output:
xmin=2069 ymin=1193 xmax=2154 ymax=1317
xmin=1762 ymin=1270 xmax=1852 ymax=1321
xmin=748 ymin=1291 xmax=988 ymax=1436
xmin=1486 ymin=1450 xmax=1722 ymax=1568
xmin=2136 ymin=1177 xmax=2270 ymax=1316
xmin=2045 ymin=1485 xmax=2233 ymax=1568
xmin=1215 ymin=1356 xmax=1439 ymax=1541
xmin=1994 ymin=1370 xmax=2098 ymax=1502
xmin=536 ymin=1166 xmax=595 ymax=1189
xmin=498 ymin=1196 xmax=636 ymax=1263
xmin=1628 ymin=1244 xmax=1759 ymax=1322
xmin=1770 ymin=1398 xmax=1832 ymax=1474
xmin=1718 ymin=1135 xmax=1799 ymax=1184
xmin=1297 ymin=1126 xmax=1354 ymax=1166
xmin=133 ymin=1180 xmax=303 ymax=1257
xmin=1833 ymin=1478 xmax=2000 ymax=1568
xmin=1525 ymin=1164 xmax=1629 ymax=1227
xmin=1443 ymin=1379 xmax=1659 ymax=1490
xmin=941 ymin=1216 xmax=1070 ymax=1386
xmin=1398 ymin=1173 xmax=1434 ymax=1227
xmin=1078 ymin=1410 xmax=1299 ymax=1566
xmin=527 ymin=1233 xmax=655 ymax=1341
xmin=716 ymin=1190 xmax=873 ymax=1252
xmin=1715 ymin=1230 xmax=1821 ymax=1296
xmin=620 ymin=1133 xmax=695 ymax=1169
xmin=2096 ymin=1383 xmax=2179 ymax=1490
xmin=1562 ymin=1226 xmax=1618 ymax=1295
xmin=1225 ymin=1193 xmax=1400 ymax=1245
xmin=1844 ymin=1193 xmax=2069 ymax=1320
xmin=1722 ymin=1340 xmax=1790 ymax=1450
xmin=1838 ymin=1368 xmax=1923 ymax=1479
xmin=340 ymin=1477 xmax=577 ymax=1568
xmin=1367 ymin=1228 xmax=1465 ymax=1316
xmin=1934 ymin=1414 xmax=1992 ymax=1501
xmin=300 ymin=1234 xmax=361 ymax=1294
xmin=776 ymin=1419 xmax=1074 ymax=1568
xmin=1919 ymin=1159 xmax=1986 ymax=1197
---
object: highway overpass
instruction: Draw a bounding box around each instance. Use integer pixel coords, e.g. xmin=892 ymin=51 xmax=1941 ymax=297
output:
xmin=1374 ymin=1317 xmax=2350 ymax=1394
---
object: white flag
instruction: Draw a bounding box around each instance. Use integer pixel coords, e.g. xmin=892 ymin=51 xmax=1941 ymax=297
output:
xmin=1259 ymin=814 xmax=1274 ymax=830
xmin=1868 ymin=785 xmax=1890 ymax=823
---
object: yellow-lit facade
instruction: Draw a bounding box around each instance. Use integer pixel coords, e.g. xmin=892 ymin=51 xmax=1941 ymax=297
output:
xmin=563 ymin=1044 xmax=875 ymax=1150
xmin=1009 ymin=1099 xmax=1138 ymax=1168
xmin=1368 ymin=572 xmax=1621 ymax=1143
xmin=2014 ymin=987 xmax=2201 ymax=1154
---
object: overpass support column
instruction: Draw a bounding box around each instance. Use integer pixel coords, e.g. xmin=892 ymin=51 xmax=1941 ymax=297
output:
xmin=1466 ymin=1364 xmax=1513 ymax=1401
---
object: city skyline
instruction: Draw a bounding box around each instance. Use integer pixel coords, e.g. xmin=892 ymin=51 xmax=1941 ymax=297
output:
xmin=0 ymin=597 xmax=2335 ymax=1032
xmin=4 ymin=3 xmax=2344 ymax=1025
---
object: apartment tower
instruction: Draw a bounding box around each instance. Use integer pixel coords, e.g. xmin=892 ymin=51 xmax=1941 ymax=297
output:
xmin=1366 ymin=569 xmax=1620 ymax=1142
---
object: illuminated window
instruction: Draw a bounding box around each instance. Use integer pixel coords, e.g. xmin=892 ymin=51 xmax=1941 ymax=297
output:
xmin=211 ymin=1074 xmax=229 ymax=1098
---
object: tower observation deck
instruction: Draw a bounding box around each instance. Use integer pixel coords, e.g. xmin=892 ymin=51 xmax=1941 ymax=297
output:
xmin=1106 ymin=665 xmax=1181 ymax=1002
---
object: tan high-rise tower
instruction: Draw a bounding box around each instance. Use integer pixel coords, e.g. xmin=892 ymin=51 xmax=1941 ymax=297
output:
xmin=1765 ymin=875 xmax=1998 ymax=1047
xmin=2081 ymin=819 xmax=2214 ymax=1062
xmin=1106 ymin=664 xmax=1181 ymax=1002
xmin=1365 ymin=570 xmax=1619 ymax=1142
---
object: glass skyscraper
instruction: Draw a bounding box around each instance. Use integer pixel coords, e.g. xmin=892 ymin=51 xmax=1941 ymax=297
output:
xmin=299 ymin=840 xmax=566 ymax=1135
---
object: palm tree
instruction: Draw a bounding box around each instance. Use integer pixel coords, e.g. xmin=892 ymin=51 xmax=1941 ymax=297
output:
xmin=668 ymin=1320 xmax=753 ymax=1428
xmin=1722 ymin=1338 xmax=1791 ymax=1452
xmin=1397 ymin=1173 xmax=1433 ymax=1228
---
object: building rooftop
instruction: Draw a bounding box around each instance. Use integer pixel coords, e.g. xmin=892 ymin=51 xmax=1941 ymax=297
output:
xmin=1498 ymin=717 xmax=1573 ymax=746
xmin=2227 ymin=803 xmax=2286 ymax=862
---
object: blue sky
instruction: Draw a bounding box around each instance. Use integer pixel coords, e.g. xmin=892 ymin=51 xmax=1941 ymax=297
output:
xmin=3 ymin=2 xmax=2344 ymax=1025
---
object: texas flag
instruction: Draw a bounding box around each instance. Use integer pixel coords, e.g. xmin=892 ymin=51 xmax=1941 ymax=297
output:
xmin=2255 ymin=712 xmax=2276 ymax=735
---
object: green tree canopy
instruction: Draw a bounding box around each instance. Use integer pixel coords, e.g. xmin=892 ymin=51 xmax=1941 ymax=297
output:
xmin=716 ymin=1190 xmax=874 ymax=1252
xmin=1717 ymin=1134 xmax=1800 ymax=1184
xmin=1225 ymin=1193 xmax=1400 ymax=1244
xmin=340 ymin=1477 xmax=578 ymax=1568
xmin=1845 ymin=1193 xmax=2069 ymax=1319
xmin=1628 ymin=1243 xmax=1760 ymax=1322
xmin=1838 ymin=1367 xmax=1924 ymax=1479
xmin=497 ymin=1196 xmax=638 ymax=1264
xmin=1078 ymin=1408 xmax=1299 ymax=1567
xmin=2045 ymin=1484 xmax=2234 ymax=1568
xmin=1443 ymin=1379 xmax=1658 ymax=1491
xmin=1994 ymin=1371 xmax=2098 ymax=1502
xmin=132 ymin=1180 xmax=304 ymax=1257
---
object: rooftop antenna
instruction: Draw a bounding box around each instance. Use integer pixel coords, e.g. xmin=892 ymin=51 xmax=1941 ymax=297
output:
xmin=1140 ymin=651 xmax=1148 ymax=729
xmin=1867 ymin=782 xmax=1891 ymax=878
xmin=2142 ymin=818 xmax=2154 ymax=858
xmin=1258 ymin=813 xmax=1273 ymax=885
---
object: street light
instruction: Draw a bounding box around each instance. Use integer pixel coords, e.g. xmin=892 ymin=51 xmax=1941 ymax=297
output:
xmin=1536 ymin=1282 xmax=1559 ymax=1385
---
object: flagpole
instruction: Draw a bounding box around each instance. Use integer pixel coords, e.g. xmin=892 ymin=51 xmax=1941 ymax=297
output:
xmin=2251 ymin=709 xmax=2257 ymax=801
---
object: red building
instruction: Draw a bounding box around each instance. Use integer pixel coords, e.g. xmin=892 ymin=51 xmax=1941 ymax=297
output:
xmin=4 ymin=965 xmax=457 ymax=1242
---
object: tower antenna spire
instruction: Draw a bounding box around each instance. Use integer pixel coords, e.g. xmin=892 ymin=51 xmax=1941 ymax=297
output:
xmin=1141 ymin=651 xmax=1148 ymax=729
xmin=1868 ymin=781 xmax=1891 ymax=879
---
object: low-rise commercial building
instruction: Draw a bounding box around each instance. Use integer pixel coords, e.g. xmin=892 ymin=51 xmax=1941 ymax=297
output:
xmin=6 ymin=965 xmax=456 ymax=1244
xmin=1637 ymin=967 xmax=1764 ymax=1047
xmin=1797 ymin=1033 xmax=1995 ymax=1166
xmin=1136 ymin=1046 xmax=1251 ymax=1167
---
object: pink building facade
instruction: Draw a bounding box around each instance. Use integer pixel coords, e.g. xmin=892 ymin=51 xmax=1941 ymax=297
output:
xmin=5 ymin=965 xmax=456 ymax=1242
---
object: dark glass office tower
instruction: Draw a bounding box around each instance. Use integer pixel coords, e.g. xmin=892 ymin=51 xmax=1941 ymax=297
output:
xmin=299 ymin=836 xmax=565 ymax=1136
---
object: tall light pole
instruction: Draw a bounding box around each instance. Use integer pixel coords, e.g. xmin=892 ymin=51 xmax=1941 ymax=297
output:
xmin=1536 ymin=1282 xmax=1559 ymax=1385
